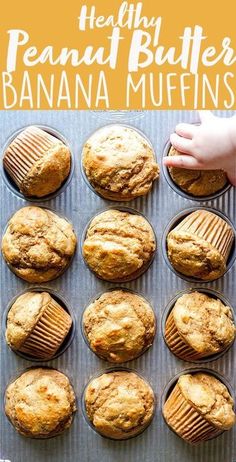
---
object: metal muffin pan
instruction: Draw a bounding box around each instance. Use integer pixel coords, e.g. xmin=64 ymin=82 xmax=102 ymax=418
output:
xmin=1 ymin=124 xmax=75 ymax=202
xmin=0 ymin=109 xmax=235 ymax=462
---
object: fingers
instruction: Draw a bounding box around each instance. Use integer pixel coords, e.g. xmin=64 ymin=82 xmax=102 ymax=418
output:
xmin=175 ymin=123 xmax=198 ymax=139
xmin=163 ymin=155 xmax=202 ymax=169
xmin=170 ymin=133 xmax=193 ymax=154
xmin=198 ymin=110 xmax=215 ymax=123
xmin=226 ymin=171 xmax=236 ymax=186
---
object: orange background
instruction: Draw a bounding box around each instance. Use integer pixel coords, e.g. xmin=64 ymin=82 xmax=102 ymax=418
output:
xmin=0 ymin=0 xmax=235 ymax=109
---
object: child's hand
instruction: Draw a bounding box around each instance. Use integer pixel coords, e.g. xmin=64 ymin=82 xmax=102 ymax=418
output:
xmin=163 ymin=111 xmax=236 ymax=186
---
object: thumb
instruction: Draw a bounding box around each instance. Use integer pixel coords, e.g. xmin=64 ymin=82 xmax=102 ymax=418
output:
xmin=198 ymin=110 xmax=215 ymax=123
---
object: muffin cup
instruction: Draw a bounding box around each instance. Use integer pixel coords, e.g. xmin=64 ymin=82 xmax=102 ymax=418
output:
xmin=81 ymin=366 xmax=156 ymax=440
xmin=81 ymin=206 xmax=157 ymax=283
xmin=2 ymin=205 xmax=77 ymax=283
xmin=81 ymin=124 xmax=157 ymax=201
xmin=161 ymin=368 xmax=234 ymax=444
xmin=1 ymin=125 xmax=74 ymax=202
xmin=81 ymin=287 xmax=156 ymax=362
xmin=162 ymin=126 xmax=231 ymax=202
xmin=91 ymin=111 xmax=144 ymax=122
xmin=4 ymin=366 xmax=77 ymax=440
xmin=4 ymin=287 xmax=75 ymax=362
xmin=162 ymin=206 xmax=236 ymax=283
xmin=161 ymin=288 xmax=235 ymax=363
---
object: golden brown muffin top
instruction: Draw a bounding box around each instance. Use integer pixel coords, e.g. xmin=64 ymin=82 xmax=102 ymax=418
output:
xmin=83 ymin=210 xmax=156 ymax=281
xmin=178 ymin=373 xmax=235 ymax=430
xmin=4 ymin=126 xmax=71 ymax=198
xmin=2 ymin=206 xmax=77 ymax=283
xmin=168 ymin=146 xmax=227 ymax=197
xmin=5 ymin=368 xmax=76 ymax=438
xmin=85 ymin=371 xmax=155 ymax=439
xmin=5 ymin=291 xmax=70 ymax=351
xmin=83 ymin=290 xmax=155 ymax=363
xmin=82 ymin=125 xmax=159 ymax=200
xmin=172 ymin=292 xmax=235 ymax=355
xmin=167 ymin=231 xmax=226 ymax=280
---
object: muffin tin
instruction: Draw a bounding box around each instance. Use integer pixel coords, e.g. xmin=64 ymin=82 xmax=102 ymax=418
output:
xmin=0 ymin=110 xmax=235 ymax=462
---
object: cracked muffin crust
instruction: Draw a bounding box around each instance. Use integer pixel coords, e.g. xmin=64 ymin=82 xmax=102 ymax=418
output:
xmin=165 ymin=292 xmax=235 ymax=361
xmin=168 ymin=145 xmax=227 ymax=197
xmin=3 ymin=126 xmax=71 ymax=198
xmin=163 ymin=373 xmax=236 ymax=444
xmin=167 ymin=210 xmax=234 ymax=281
xmin=84 ymin=371 xmax=155 ymax=439
xmin=5 ymin=368 xmax=76 ymax=438
xmin=82 ymin=125 xmax=159 ymax=200
xmin=82 ymin=210 xmax=156 ymax=281
xmin=1 ymin=206 xmax=77 ymax=282
xmin=83 ymin=290 xmax=155 ymax=363
xmin=6 ymin=291 xmax=72 ymax=360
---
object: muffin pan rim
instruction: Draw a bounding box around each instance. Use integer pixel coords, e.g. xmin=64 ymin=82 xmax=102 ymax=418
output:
xmin=161 ymin=205 xmax=236 ymax=283
xmin=161 ymin=287 xmax=236 ymax=364
xmin=81 ymin=286 xmax=157 ymax=364
xmin=1 ymin=123 xmax=75 ymax=202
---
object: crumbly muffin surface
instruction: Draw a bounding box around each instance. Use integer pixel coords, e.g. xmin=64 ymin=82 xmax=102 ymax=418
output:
xmin=6 ymin=292 xmax=53 ymax=350
xmin=5 ymin=368 xmax=76 ymax=438
xmin=83 ymin=290 xmax=155 ymax=363
xmin=83 ymin=210 xmax=156 ymax=281
xmin=172 ymin=292 xmax=235 ymax=355
xmin=167 ymin=231 xmax=225 ymax=280
xmin=178 ymin=373 xmax=235 ymax=430
xmin=168 ymin=146 xmax=227 ymax=197
xmin=85 ymin=371 xmax=154 ymax=439
xmin=2 ymin=206 xmax=77 ymax=282
xmin=82 ymin=125 xmax=159 ymax=200
xmin=21 ymin=144 xmax=71 ymax=197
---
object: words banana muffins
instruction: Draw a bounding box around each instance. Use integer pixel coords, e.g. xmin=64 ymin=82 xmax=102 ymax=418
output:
xmin=83 ymin=289 xmax=155 ymax=363
xmin=82 ymin=209 xmax=156 ymax=281
xmin=167 ymin=209 xmax=234 ymax=281
xmin=168 ymin=145 xmax=228 ymax=197
xmin=1 ymin=206 xmax=77 ymax=282
xmin=5 ymin=368 xmax=76 ymax=438
xmin=3 ymin=126 xmax=71 ymax=198
xmin=82 ymin=125 xmax=159 ymax=200
xmin=84 ymin=370 xmax=155 ymax=439
xmin=164 ymin=291 xmax=235 ymax=361
xmin=163 ymin=372 xmax=235 ymax=444
xmin=6 ymin=291 xmax=73 ymax=360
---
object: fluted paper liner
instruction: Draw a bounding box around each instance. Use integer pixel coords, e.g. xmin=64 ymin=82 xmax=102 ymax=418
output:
xmin=3 ymin=126 xmax=62 ymax=188
xmin=165 ymin=311 xmax=206 ymax=361
xmin=163 ymin=383 xmax=223 ymax=444
xmin=173 ymin=210 xmax=234 ymax=261
xmin=19 ymin=298 xmax=72 ymax=360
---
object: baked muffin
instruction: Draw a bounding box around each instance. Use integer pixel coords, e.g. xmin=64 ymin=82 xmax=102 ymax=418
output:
xmin=82 ymin=209 xmax=156 ymax=281
xmin=6 ymin=291 xmax=73 ymax=360
xmin=2 ymin=206 xmax=77 ymax=282
xmin=82 ymin=125 xmax=159 ymax=200
xmin=83 ymin=290 xmax=155 ymax=363
xmin=5 ymin=368 xmax=76 ymax=438
xmin=167 ymin=209 xmax=234 ymax=281
xmin=168 ymin=145 xmax=227 ymax=197
xmin=3 ymin=126 xmax=71 ymax=198
xmin=165 ymin=292 xmax=235 ymax=361
xmin=84 ymin=371 xmax=155 ymax=439
xmin=163 ymin=372 xmax=235 ymax=444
